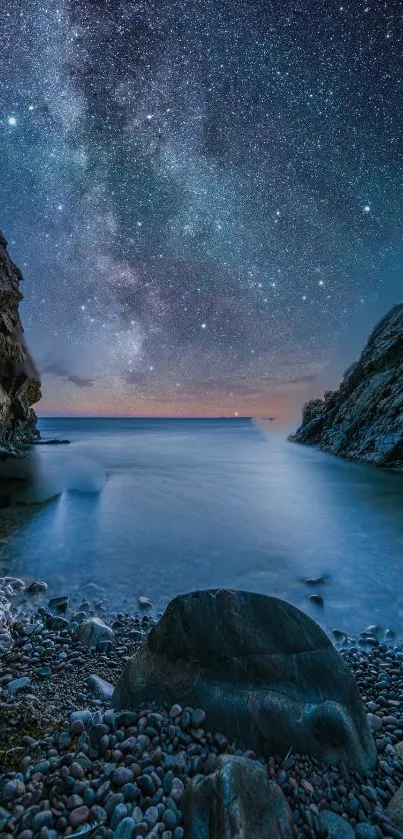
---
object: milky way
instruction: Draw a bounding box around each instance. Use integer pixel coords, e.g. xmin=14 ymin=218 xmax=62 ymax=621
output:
xmin=1 ymin=0 xmax=402 ymax=417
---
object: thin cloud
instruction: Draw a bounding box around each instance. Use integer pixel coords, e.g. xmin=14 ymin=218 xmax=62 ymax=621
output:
xmin=42 ymin=362 xmax=94 ymax=388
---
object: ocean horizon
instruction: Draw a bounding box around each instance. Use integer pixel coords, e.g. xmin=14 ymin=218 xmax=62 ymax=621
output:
xmin=0 ymin=416 xmax=401 ymax=639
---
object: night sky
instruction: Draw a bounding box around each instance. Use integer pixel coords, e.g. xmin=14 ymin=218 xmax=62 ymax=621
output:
xmin=1 ymin=0 xmax=402 ymax=418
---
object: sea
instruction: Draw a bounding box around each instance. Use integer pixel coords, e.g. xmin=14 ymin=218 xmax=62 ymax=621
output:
xmin=1 ymin=416 xmax=403 ymax=638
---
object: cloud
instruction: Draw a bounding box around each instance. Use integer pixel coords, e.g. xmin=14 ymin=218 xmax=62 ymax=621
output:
xmin=42 ymin=362 xmax=94 ymax=388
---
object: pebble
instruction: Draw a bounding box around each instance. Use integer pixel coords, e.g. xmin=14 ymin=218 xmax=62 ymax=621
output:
xmin=191 ymin=708 xmax=206 ymax=727
xmin=3 ymin=594 xmax=403 ymax=839
xmin=26 ymin=581 xmax=48 ymax=594
xmin=114 ymin=817 xmax=137 ymax=839
xmin=6 ymin=676 xmax=31 ymax=694
xmin=69 ymin=805 xmax=90 ymax=828
xmin=367 ymin=713 xmax=383 ymax=731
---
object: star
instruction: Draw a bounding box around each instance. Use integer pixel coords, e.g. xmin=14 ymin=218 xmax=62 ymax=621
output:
xmin=0 ymin=0 xmax=400 ymax=418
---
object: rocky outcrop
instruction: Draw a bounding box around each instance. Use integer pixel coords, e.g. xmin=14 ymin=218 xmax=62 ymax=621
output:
xmin=0 ymin=230 xmax=41 ymax=453
xmin=112 ymin=588 xmax=377 ymax=773
xmin=182 ymin=755 xmax=293 ymax=839
xmin=290 ymin=303 xmax=403 ymax=469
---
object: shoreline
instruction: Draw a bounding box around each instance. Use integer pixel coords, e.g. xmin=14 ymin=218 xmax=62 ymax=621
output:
xmin=1 ymin=581 xmax=403 ymax=837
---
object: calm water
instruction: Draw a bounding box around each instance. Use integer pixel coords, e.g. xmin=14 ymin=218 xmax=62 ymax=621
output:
xmin=1 ymin=417 xmax=403 ymax=637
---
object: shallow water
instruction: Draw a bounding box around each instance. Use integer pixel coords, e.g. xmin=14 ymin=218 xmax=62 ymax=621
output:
xmin=1 ymin=417 xmax=403 ymax=637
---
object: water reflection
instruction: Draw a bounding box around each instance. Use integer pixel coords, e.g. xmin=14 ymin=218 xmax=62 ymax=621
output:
xmin=1 ymin=418 xmax=402 ymax=637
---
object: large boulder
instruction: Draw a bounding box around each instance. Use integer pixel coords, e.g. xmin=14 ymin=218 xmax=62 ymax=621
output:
xmin=290 ymin=302 xmax=403 ymax=469
xmin=112 ymin=589 xmax=376 ymax=773
xmin=182 ymin=755 xmax=293 ymax=839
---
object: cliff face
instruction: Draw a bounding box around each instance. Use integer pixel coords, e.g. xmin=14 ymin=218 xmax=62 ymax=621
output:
xmin=0 ymin=230 xmax=41 ymax=450
xmin=290 ymin=303 xmax=403 ymax=470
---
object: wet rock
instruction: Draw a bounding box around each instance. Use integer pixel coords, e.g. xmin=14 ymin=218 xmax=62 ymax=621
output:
xmin=367 ymin=713 xmax=383 ymax=732
xmin=114 ymin=817 xmax=137 ymax=839
xmin=86 ymin=674 xmax=114 ymax=702
xmin=26 ymin=581 xmax=48 ymax=594
xmin=317 ymin=810 xmax=355 ymax=838
xmin=7 ymin=676 xmax=31 ymax=694
xmin=48 ymin=595 xmax=69 ymax=612
xmin=309 ymin=594 xmax=324 ymax=606
xmin=182 ymin=754 xmax=293 ymax=839
xmin=69 ymin=805 xmax=90 ymax=828
xmin=303 ymin=577 xmax=327 ymax=585
xmin=138 ymin=596 xmax=152 ymax=609
xmin=113 ymin=589 xmax=376 ymax=772
xmin=74 ymin=617 xmax=114 ymax=649
xmin=387 ymin=783 xmax=403 ymax=831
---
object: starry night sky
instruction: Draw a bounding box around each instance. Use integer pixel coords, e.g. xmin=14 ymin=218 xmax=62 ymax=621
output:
xmin=1 ymin=0 xmax=402 ymax=418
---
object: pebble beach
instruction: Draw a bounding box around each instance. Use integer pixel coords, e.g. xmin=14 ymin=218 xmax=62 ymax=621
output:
xmin=2 ymin=578 xmax=403 ymax=839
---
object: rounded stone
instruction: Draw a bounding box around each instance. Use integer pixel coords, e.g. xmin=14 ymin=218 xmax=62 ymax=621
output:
xmin=113 ymin=768 xmax=134 ymax=787
xmin=112 ymin=589 xmax=377 ymax=772
xmin=32 ymin=811 xmax=52 ymax=832
xmin=317 ymin=811 xmax=355 ymax=839
xmin=162 ymin=809 xmax=178 ymax=830
xmin=182 ymin=756 xmax=292 ymax=839
xmin=191 ymin=708 xmax=206 ymax=728
xmin=69 ymin=806 xmax=90 ymax=828
xmin=73 ymin=616 xmax=114 ymax=649
xmin=355 ymin=825 xmax=380 ymax=839
xmin=367 ymin=713 xmax=383 ymax=731
xmin=138 ymin=775 xmax=156 ymax=796
xmin=111 ymin=803 xmax=128 ymax=829
xmin=113 ymin=817 xmax=136 ymax=839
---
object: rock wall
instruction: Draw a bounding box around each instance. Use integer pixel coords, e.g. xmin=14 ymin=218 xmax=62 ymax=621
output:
xmin=290 ymin=303 xmax=403 ymax=469
xmin=0 ymin=230 xmax=41 ymax=452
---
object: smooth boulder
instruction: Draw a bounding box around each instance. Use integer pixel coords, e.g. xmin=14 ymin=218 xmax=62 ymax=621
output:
xmin=182 ymin=755 xmax=293 ymax=839
xmin=112 ymin=589 xmax=377 ymax=772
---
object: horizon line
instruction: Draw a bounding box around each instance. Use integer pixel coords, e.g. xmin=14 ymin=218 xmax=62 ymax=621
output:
xmin=36 ymin=414 xmax=265 ymax=420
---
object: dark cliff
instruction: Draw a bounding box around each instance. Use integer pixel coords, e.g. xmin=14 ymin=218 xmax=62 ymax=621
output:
xmin=290 ymin=303 xmax=403 ymax=470
xmin=0 ymin=230 xmax=41 ymax=453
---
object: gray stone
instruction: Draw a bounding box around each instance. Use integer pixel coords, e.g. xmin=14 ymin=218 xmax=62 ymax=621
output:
xmin=26 ymin=581 xmax=48 ymax=594
xmin=113 ymin=817 xmax=136 ymax=839
xmin=48 ymin=594 xmax=69 ymax=611
xmin=317 ymin=811 xmax=355 ymax=838
xmin=182 ymin=754 xmax=293 ymax=839
xmin=87 ymin=674 xmax=114 ymax=701
xmin=112 ymin=589 xmax=377 ymax=772
xmin=387 ymin=782 xmax=403 ymax=831
xmin=7 ymin=676 xmax=31 ymax=694
xmin=74 ymin=617 xmax=114 ymax=648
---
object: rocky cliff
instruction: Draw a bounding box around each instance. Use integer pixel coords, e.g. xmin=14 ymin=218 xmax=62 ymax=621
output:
xmin=0 ymin=230 xmax=41 ymax=453
xmin=290 ymin=303 xmax=403 ymax=470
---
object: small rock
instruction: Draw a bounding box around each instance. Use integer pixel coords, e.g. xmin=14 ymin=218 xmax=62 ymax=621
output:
xmin=309 ymin=594 xmax=324 ymax=606
xmin=48 ymin=594 xmax=69 ymax=612
xmin=26 ymin=581 xmax=48 ymax=594
xmin=138 ymin=596 xmax=152 ymax=608
xmin=355 ymin=825 xmax=380 ymax=839
xmin=74 ymin=617 xmax=114 ymax=649
xmin=317 ymin=811 xmax=355 ymax=838
xmin=7 ymin=677 xmax=31 ymax=694
xmin=387 ymin=782 xmax=403 ymax=831
xmin=367 ymin=713 xmax=383 ymax=731
xmin=191 ymin=708 xmax=206 ymax=727
xmin=86 ymin=674 xmax=114 ymax=701
xmin=113 ymin=817 xmax=136 ymax=839
xmin=69 ymin=806 xmax=90 ymax=829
